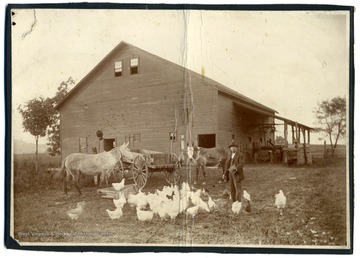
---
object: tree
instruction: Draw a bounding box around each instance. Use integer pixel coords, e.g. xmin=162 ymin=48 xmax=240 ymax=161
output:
xmin=314 ymin=96 xmax=346 ymax=157
xmin=18 ymin=97 xmax=54 ymax=174
xmin=47 ymin=77 xmax=74 ymax=156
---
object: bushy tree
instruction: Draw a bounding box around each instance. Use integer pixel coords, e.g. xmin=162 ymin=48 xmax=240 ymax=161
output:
xmin=47 ymin=77 xmax=74 ymax=156
xmin=18 ymin=97 xmax=54 ymax=173
xmin=314 ymin=96 xmax=346 ymax=157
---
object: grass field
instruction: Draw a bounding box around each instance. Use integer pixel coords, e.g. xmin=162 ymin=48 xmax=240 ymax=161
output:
xmin=11 ymin=153 xmax=349 ymax=248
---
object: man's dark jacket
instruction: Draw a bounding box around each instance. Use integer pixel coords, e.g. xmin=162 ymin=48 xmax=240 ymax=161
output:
xmin=224 ymin=151 xmax=245 ymax=181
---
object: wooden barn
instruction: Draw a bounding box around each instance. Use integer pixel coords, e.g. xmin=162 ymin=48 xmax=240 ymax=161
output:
xmin=56 ymin=41 xmax=312 ymax=164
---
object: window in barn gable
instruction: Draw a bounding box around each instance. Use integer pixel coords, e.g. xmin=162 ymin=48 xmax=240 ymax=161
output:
xmin=130 ymin=57 xmax=139 ymax=74
xmin=114 ymin=60 xmax=123 ymax=77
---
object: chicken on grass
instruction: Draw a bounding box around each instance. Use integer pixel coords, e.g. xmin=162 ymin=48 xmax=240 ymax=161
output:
xmin=67 ymin=201 xmax=86 ymax=220
xmin=275 ymin=190 xmax=287 ymax=215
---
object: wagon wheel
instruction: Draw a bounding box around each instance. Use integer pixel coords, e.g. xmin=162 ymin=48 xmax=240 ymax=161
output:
xmin=132 ymin=155 xmax=148 ymax=189
xmin=164 ymin=154 xmax=182 ymax=185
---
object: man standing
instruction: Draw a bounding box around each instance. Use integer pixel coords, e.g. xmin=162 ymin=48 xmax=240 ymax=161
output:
xmin=223 ymin=142 xmax=245 ymax=202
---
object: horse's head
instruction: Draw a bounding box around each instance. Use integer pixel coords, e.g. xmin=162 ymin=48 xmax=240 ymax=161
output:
xmin=118 ymin=142 xmax=135 ymax=162
xmin=186 ymin=145 xmax=201 ymax=164
xmin=192 ymin=146 xmax=201 ymax=160
xmin=186 ymin=146 xmax=194 ymax=161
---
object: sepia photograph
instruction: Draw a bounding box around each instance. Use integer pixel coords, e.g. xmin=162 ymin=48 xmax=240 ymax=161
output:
xmin=5 ymin=3 xmax=354 ymax=253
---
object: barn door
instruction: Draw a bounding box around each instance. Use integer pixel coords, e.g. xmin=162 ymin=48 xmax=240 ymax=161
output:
xmin=103 ymin=138 xmax=115 ymax=151
xmin=198 ymin=134 xmax=216 ymax=148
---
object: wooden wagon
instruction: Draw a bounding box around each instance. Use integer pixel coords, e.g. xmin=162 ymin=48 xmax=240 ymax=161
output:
xmin=110 ymin=149 xmax=182 ymax=189
xmin=97 ymin=150 xmax=181 ymax=199
xmin=131 ymin=150 xmax=182 ymax=188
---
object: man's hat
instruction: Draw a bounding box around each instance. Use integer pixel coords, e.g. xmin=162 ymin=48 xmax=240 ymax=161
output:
xmin=228 ymin=141 xmax=238 ymax=148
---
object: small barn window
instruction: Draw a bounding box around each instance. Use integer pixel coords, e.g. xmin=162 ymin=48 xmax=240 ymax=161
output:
xmin=79 ymin=137 xmax=88 ymax=153
xmin=124 ymin=133 xmax=141 ymax=146
xmin=114 ymin=61 xmax=123 ymax=77
xmin=130 ymin=58 xmax=139 ymax=74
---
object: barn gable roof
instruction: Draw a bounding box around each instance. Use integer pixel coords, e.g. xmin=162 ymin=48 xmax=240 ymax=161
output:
xmin=55 ymin=41 xmax=277 ymax=115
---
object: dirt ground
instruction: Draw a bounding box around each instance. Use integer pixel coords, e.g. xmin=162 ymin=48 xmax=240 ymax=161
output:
xmin=12 ymin=158 xmax=349 ymax=248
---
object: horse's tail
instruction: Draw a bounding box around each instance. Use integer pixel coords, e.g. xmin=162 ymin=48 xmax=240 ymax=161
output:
xmin=55 ymin=158 xmax=67 ymax=180
xmin=58 ymin=157 xmax=71 ymax=197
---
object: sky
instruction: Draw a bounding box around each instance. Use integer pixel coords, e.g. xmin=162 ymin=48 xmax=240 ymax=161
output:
xmin=10 ymin=7 xmax=350 ymax=146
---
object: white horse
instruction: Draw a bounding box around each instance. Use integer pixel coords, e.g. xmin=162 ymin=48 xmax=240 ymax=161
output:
xmin=59 ymin=142 xmax=134 ymax=197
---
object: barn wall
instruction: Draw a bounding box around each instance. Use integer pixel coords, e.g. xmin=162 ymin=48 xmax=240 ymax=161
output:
xmin=217 ymin=92 xmax=242 ymax=148
xmin=60 ymin=44 xmax=217 ymax=159
xmin=217 ymin=92 xmax=275 ymax=160
xmin=187 ymin=75 xmax=218 ymax=146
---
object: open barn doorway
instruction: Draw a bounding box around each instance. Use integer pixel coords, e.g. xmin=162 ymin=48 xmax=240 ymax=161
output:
xmin=103 ymin=138 xmax=115 ymax=151
xmin=198 ymin=134 xmax=216 ymax=148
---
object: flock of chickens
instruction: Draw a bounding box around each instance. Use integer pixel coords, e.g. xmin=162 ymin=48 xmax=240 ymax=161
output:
xmin=66 ymin=179 xmax=287 ymax=221
xmin=107 ymin=180 xmax=218 ymax=222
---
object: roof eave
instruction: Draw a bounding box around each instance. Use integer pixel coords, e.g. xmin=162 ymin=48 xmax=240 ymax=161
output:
xmin=220 ymin=89 xmax=278 ymax=114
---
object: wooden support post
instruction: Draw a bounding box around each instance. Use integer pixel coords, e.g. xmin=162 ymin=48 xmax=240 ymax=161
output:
xmin=302 ymin=128 xmax=306 ymax=144
xmin=291 ymin=125 xmax=294 ymax=144
xmin=284 ymin=123 xmax=288 ymax=148
xmin=302 ymin=128 xmax=308 ymax=165
xmin=307 ymin=129 xmax=311 ymax=144
xmin=283 ymin=123 xmax=288 ymax=164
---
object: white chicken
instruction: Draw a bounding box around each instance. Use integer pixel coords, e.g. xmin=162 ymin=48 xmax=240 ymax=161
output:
xmin=136 ymin=207 xmax=154 ymax=222
xmin=243 ymin=190 xmax=252 ymax=213
xmin=192 ymin=188 xmax=203 ymax=198
xmin=275 ymin=190 xmax=287 ymax=215
xmin=243 ymin=190 xmax=251 ymax=201
xmin=157 ymin=204 xmax=170 ymax=221
xmin=127 ymin=190 xmax=148 ymax=209
xmin=165 ymin=201 xmax=180 ymax=221
xmin=172 ymin=184 xmax=180 ymax=195
xmin=112 ymin=178 xmax=126 ymax=191
xmin=207 ymin=196 xmax=216 ymax=211
xmin=127 ymin=193 xmax=138 ymax=208
xmin=231 ymin=201 xmax=242 ymax=215
xmin=161 ymin=185 xmax=173 ymax=196
xmin=198 ymin=198 xmax=210 ymax=213
xmin=106 ymin=207 xmax=123 ymax=220
xmin=67 ymin=201 xmax=86 ymax=220
xmin=186 ymin=205 xmax=199 ymax=218
xmin=189 ymin=191 xmax=200 ymax=205
xmin=113 ymin=192 xmax=127 ymax=209
xmin=147 ymin=191 xmax=171 ymax=220
xmin=190 ymin=192 xmax=210 ymax=212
